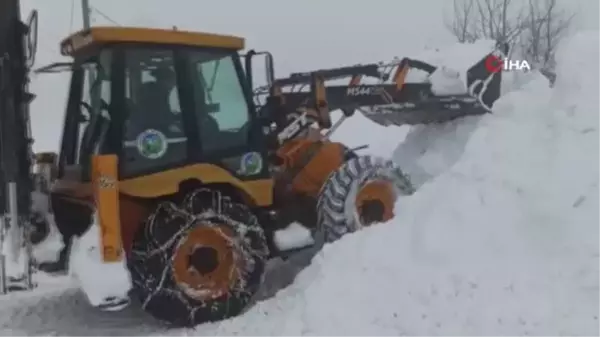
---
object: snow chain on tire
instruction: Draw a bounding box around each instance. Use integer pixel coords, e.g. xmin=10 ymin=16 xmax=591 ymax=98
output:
xmin=316 ymin=155 xmax=415 ymax=243
xmin=128 ymin=188 xmax=268 ymax=327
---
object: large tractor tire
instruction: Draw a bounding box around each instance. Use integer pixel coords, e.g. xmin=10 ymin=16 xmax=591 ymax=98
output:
xmin=316 ymin=155 xmax=415 ymax=243
xmin=128 ymin=188 xmax=269 ymax=327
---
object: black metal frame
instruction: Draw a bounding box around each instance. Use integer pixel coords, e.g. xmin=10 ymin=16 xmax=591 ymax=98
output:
xmin=0 ymin=0 xmax=35 ymax=214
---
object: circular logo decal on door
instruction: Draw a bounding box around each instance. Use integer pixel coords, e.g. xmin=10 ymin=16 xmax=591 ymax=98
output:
xmin=239 ymin=152 xmax=263 ymax=175
xmin=137 ymin=129 xmax=168 ymax=159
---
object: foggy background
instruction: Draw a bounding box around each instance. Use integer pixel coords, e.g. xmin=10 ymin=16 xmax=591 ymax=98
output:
xmin=20 ymin=0 xmax=598 ymax=152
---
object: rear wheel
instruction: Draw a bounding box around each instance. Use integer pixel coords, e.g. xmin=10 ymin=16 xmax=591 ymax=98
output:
xmin=128 ymin=188 xmax=268 ymax=327
xmin=316 ymin=155 xmax=414 ymax=243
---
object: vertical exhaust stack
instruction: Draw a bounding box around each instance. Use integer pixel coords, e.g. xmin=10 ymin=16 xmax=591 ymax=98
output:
xmin=0 ymin=0 xmax=38 ymax=293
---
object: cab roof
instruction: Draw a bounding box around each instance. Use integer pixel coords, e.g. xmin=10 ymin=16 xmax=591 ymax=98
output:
xmin=60 ymin=26 xmax=245 ymax=56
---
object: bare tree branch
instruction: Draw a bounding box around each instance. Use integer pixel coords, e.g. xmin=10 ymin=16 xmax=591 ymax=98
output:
xmin=445 ymin=0 xmax=484 ymax=43
xmin=445 ymin=0 xmax=575 ymax=74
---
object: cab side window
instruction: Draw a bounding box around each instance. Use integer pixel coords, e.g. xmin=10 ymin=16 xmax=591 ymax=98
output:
xmin=120 ymin=49 xmax=187 ymax=177
xmin=191 ymin=53 xmax=250 ymax=154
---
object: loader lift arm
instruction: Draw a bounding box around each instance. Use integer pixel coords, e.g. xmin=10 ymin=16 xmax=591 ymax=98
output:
xmin=253 ymin=44 xmax=507 ymax=132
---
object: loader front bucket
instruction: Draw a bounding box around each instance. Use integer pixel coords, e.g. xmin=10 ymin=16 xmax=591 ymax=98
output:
xmin=466 ymin=41 xmax=509 ymax=110
xmin=359 ymin=43 xmax=509 ymax=126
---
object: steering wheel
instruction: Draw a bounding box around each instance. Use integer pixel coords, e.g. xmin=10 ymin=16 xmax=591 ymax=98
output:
xmin=79 ymin=100 xmax=111 ymax=122
xmin=79 ymin=102 xmax=92 ymax=122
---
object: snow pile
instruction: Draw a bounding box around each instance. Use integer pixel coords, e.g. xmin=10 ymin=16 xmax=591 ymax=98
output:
xmin=409 ymin=39 xmax=497 ymax=74
xmin=403 ymin=39 xmax=496 ymax=85
xmin=198 ymin=32 xmax=599 ymax=335
xmin=30 ymin=190 xmax=64 ymax=265
xmin=69 ymin=213 xmax=132 ymax=310
xmin=330 ymin=110 xmax=408 ymax=158
xmin=273 ymin=222 xmax=315 ymax=251
xmin=398 ymin=38 xmax=528 ymax=95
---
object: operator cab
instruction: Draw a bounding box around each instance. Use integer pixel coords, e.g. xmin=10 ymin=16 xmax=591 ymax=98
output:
xmin=41 ymin=27 xmax=266 ymax=181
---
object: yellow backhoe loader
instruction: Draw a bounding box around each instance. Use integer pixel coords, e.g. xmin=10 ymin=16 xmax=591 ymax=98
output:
xmin=0 ymin=4 xmax=506 ymax=327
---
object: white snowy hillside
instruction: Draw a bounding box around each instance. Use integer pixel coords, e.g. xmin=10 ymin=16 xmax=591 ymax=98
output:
xmin=0 ymin=33 xmax=597 ymax=337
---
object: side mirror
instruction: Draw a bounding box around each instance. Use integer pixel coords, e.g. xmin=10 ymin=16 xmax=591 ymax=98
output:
xmin=243 ymin=50 xmax=276 ymax=91
xmin=264 ymin=53 xmax=274 ymax=86
xmin=24 ymin=9 xmax=39 ymax=70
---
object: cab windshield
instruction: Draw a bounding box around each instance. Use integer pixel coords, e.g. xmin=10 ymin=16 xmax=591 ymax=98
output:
xmin=73 ymin=46 xmax=254 ymax=176
xmin=122 ymin=47 xmax=251 ymax=150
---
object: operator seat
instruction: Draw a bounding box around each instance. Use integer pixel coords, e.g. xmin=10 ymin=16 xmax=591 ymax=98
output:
xmin=136 ymin=81 xmax=177 ymax=135
xmin=192 ymin=76 xmax=222 ymax=151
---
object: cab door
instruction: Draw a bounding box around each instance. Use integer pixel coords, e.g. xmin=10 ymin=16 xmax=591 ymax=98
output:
xmin=189 ymin=50 xmax=269 ymax=179
xmin=51 ymin=61 xmax=94 ymax=240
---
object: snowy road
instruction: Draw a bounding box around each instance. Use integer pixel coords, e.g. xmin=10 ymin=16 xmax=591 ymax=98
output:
xmin=0 ymin=254 xmax=316 ymax=336
xmin=0 ymin=279 xmax=167 ymax=335
xmin=1 ymin=32 xmax=598 ymax=336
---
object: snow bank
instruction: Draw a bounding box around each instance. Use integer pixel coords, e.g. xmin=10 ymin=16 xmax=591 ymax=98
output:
xmin=273 ymin=222 xmax=315 ymax=251
xmin=329 ymin=110 xmax=408 ymax=158
xmin=196 ymin=32 xmax=599 ymax=335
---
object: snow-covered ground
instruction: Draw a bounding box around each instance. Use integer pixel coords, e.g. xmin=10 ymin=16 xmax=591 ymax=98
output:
xmin=0 ymin=32 xmax=597 ymax=336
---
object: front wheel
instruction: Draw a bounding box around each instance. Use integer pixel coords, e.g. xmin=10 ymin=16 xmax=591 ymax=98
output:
xmin=316 ymin=155 xmax=415 ymax=243
xmin=128 ymin=188 xmax=269 ymax=327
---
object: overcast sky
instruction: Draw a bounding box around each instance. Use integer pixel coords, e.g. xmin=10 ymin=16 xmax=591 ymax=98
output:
xmin=21 ymin=0 xmax=599 ymax=152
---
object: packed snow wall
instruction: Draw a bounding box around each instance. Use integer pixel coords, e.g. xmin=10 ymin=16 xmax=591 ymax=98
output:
xmin=198 ymin=31 xmax=599 ymax=336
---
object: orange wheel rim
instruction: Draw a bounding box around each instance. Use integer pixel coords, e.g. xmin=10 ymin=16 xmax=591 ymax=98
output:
xmin=355 ymin=180 xmax=396 ymax=225
xmin=172 ymin=224 xmax=239 ymax=301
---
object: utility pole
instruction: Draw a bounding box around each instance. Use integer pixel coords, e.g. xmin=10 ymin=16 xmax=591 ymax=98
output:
xmin=81 ymin=0 xmax=91 ymax=30
xmin=81 ymin=0 xmax=95 ymax=100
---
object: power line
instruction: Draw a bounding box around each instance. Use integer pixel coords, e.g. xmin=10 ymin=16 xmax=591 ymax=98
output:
xmin=90 ymin=6 xmax=120 ymax=26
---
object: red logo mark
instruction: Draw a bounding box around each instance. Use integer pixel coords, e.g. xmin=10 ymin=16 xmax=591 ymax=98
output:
xmin=485 ymin=54 xmax=503 ymax=73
